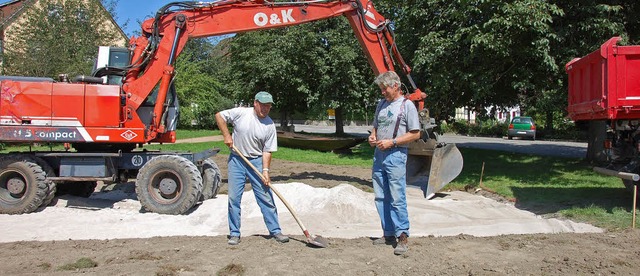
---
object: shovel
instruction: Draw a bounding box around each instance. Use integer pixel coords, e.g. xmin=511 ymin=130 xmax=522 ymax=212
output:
xmin=231 ymin=146 xmax=329 ymax=248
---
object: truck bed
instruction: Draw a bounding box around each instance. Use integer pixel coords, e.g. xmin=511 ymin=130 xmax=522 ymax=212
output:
xmin=566 ymin=37 xmax=640 ymax=121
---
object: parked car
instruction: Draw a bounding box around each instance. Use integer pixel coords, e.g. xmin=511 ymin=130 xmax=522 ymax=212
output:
xmin=508 ymin=116 xmax=536 ymax=140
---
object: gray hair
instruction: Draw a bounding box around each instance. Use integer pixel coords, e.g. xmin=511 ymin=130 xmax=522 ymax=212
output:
xmin=374 ymin=71 xmax=401 ymax=88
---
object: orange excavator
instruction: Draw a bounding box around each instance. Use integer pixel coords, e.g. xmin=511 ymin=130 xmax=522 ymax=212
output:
xmin=0 ymin=0 xmax=462 ymax=215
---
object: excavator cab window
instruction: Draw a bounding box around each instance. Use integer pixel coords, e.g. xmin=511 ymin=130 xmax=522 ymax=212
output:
xmin=92 ymin=46 xmax=129 ymax=85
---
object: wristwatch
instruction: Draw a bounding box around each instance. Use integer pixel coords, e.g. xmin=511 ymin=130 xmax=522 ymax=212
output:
xmin=392 ymin=139 xmax=397 ymax=147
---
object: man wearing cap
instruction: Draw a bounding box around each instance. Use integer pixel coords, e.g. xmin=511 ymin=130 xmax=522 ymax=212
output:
xmin=215 ymin=91 xmax=289 ymax=246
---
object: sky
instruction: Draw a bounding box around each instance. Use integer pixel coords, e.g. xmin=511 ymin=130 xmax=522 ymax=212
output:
xmin=114 ymin=0 xmax=175 ymax=36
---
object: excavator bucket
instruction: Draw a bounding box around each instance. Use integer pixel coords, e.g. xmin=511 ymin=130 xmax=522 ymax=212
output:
xmin=406 ymin=139 xmax=463 ymax=199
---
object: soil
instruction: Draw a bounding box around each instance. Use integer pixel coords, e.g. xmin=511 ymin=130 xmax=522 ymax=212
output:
xmin=1 ymin=153 xmax=639 ymax=275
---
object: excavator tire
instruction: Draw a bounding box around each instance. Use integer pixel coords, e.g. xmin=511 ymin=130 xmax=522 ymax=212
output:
xmin=199 ymin=158 xmax=222 ymax=201
xmin=31 ymin=157 xmax=57 ymax=207
xmin=136 ymin=155 xmax=203 ymax=215
xmin=0 ymin=156 xmax=48 ymax=214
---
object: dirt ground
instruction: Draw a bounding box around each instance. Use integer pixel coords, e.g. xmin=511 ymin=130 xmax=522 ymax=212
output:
xmin=1 ymin=154 xmax=639 ymax=275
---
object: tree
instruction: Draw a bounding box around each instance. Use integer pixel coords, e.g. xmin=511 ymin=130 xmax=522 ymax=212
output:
xmin=3 ymin=0 xmax=123 ymax=78
xmin=174 ymin=38 xmax=234 ymax=129
xmin=224 ymin=18 xmax=376 ymax=135
xmin=381 ymin=1 xmax=563 ymax=122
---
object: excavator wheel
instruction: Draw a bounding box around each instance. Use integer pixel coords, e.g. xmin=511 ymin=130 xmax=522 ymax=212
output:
xmin=31 ymin=157 xmax=57 ymax=207
xmin=199 ymin=158 xmax=222 ymax=201
xmin=0 ymin=156 xmax=48 ymax=214
xmin=135 ymin=155 xmax=203 ymax=215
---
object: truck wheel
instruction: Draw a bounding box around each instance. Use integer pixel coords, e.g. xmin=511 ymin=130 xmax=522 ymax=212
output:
xmin=508 ymin=135 xmax=513 ymax=140
xmin=136 ymin=155 xmax=203 ymax=214
xmin=0 ymin=156 xmax=48 ymax=214
xmin=200 ymin=158 xmax=222 ymax=201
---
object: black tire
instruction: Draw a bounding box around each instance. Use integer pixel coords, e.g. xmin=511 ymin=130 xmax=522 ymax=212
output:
xmin=32 ymin=157 xmax=56 ymax=207
xmin=508 ymin=135 xmax=513 ymax=140
xmin=199 ymin=158 xmax=222 ymax=201
xmin=0 ymin=156 xmax=48 ymax=214
xmin=135 ymin=155 xmax=203 ymax=214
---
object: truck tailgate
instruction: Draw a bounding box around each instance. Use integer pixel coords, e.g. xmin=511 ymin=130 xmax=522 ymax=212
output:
xmin=566 ymin=37 xmax=640 ymax=121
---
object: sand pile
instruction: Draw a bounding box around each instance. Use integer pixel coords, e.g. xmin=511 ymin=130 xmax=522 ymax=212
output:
xmin=0 ymin=182 xmax=601 ymax=243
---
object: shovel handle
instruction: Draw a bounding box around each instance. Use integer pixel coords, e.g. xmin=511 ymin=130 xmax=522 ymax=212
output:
xmin=231 ymin=146 xmax=312 ymax=238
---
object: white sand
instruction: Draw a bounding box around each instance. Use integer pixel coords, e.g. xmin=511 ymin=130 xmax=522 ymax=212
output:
xmin=0 ymin=183 xmax=602 ymax=242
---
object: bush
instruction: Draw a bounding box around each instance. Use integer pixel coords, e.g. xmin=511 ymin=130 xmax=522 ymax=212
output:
xmin=445 ymin=117 xmax=587 ymax=141
xmin=445 ymin=120 xmax=508 ymax=137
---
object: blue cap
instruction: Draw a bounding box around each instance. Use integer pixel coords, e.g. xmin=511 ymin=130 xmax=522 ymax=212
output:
xmin=255 ymin=91 xmax=274 ymax=104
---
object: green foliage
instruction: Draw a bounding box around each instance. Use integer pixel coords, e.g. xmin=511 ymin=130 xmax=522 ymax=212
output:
xmin=3 ymin=0 xmax=124 ymax=77
xmin=442 ymin=120 xmax=508 ymax=137
xmin=376 ymin=0 xmax=626 ymax=130
xmin=222 ymin=18 xmax=377 ymax=131
xmin=175 ymin=39 xmax=234 ymax=129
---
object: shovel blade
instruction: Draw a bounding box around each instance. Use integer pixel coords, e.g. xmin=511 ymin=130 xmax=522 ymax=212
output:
xmin=308 ymin=235 xmax=329 ymax=248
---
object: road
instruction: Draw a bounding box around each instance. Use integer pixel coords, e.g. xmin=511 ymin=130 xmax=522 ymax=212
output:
xmin=441 ymin=134 xmax=587 ymax=159
xmin=292 ymin=124 xmax=587 ymax=159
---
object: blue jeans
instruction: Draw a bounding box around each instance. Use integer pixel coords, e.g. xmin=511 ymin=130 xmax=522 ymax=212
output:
xmin=227 ymin=153 xmax=282 ymax=237
xmin=372 ymin=147 xmax=410 ymax=237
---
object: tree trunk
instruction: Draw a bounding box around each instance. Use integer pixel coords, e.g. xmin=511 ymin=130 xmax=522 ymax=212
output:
xmin=279 ymin=109 xmax=292 ymax=132
xmin=335 ymin=107 xmax=345 ymax=136
xmin=545 ymin=111 xmax=554 ymax=135
xmin=586 ymin=120 xmax=607 ymax=164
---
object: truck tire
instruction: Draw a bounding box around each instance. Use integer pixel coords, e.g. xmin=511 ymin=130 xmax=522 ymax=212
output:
xmin=199 ymin=158 xmax=222 ymax=201
xmin=135 ymin=155 xmax=203 ymax=215
xmin=0 ymin=156 xmax=48 ymax=214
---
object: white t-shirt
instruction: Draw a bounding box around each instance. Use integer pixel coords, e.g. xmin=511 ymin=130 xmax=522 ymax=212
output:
xmin=219 ymin=107 xmax=277 ymax=158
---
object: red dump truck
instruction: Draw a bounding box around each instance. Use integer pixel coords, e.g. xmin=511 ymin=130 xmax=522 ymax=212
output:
xmin=566 ymin=36 xmax=640 ymax=189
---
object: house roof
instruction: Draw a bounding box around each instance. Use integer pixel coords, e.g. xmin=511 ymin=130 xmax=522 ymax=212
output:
xmin=0 ymin=0 xmax=127 ymax=42
xmin=0 ymin=0 xmax=33 ymax=27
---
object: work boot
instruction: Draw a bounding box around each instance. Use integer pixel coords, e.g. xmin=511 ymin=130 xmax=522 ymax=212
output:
xmin=372 ymin=236 xmax=396 ymax=245
xmin=228 ymin=236 xmax=240 ymax=245
xmin=273 ymin=233 xmax=289 ymax=243
xmin=393 ymin=233 xmax=409 ymax=255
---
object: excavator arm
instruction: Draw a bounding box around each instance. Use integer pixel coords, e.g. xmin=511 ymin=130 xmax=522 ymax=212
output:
xmin=120 ymin=0 xmax=425 ymax=141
